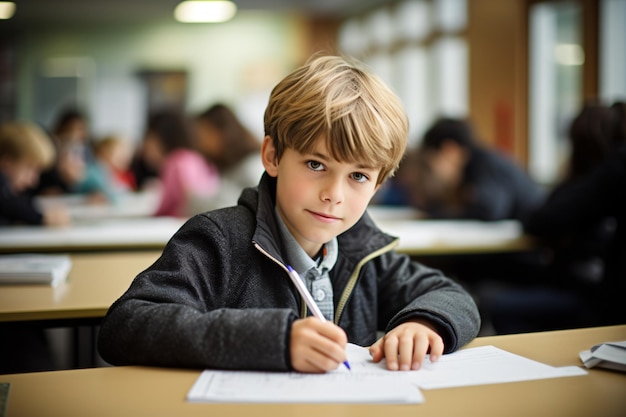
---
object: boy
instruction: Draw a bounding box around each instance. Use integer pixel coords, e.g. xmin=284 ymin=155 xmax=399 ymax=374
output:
xmin=0 ymin=121 xmax=69 ymax=226
xmin=98 ymin=55 xmax=480 ymax=373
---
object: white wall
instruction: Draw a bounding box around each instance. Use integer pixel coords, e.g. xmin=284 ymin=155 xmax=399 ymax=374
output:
xmin=14 ymin=12 xmax=308 ymax=144
xmin=600 ymin=0 xmax=626 ymax=103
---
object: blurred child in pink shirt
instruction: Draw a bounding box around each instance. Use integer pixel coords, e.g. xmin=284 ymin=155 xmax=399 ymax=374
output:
xmin=141 ymin=110 xmax=219 ymax=217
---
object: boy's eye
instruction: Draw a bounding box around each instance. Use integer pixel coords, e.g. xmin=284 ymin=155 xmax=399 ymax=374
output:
xmin=307 ymin=160 xmax=324 ymax=171
xmin=351 ymin=172 xmax=369 ymax=183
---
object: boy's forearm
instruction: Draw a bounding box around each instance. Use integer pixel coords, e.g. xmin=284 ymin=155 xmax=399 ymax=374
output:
xmin=375 ymin=255 xmax=480 ymax=352
xmin=98 ymin=300 xmax=297 ymax=371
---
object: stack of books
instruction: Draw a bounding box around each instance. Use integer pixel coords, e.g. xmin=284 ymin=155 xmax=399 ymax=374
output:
xmin=0 ymin=254 xmax=72 ymax=287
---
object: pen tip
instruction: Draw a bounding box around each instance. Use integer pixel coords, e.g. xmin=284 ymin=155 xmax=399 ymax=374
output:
xmin=286 ymin=265 xmax=293 ymax=272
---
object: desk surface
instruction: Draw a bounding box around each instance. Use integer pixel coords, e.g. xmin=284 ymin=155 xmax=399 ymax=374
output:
xmin=2 ymin=325 xmax=624 ymax=417
xmin=0 ymin=251 xmax=160 ymax=322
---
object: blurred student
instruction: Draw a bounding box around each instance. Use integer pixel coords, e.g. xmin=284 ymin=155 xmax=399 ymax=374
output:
xmin=93 ymin=135 xmax=136 ymax=191
xmin=35 ymin=107 xmax=91 ymax=196
xmin=74 ymin=135 xmax=136 ymax=203
xmin=482 ymin=102 xmax=626 ymax=333
xmin=130 ymin=142 xmax=160 ymax=191
xmin=390 ymin=118 xmax=545 ymax=222
xmin=141 ymin=109 xmax=220 ymax=217
xmin=0 ymin=121 xmax=69 ymax=226
xmin=189 ymin=103 xmax=264 ymax=210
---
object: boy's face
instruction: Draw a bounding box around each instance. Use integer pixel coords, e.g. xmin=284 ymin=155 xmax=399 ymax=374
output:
xmin=262 ymin=135 xmax=381 ymax=258
xmin=0 ymin=158 xmax=41 ymax=192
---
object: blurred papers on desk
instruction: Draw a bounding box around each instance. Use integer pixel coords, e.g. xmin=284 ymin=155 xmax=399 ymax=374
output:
xmin=0 ymin=254 xmax=71 ymax=287
xmin=580 ymin=341 xmax=626 ymax=372
xmin=35 ymin=190 xmax=160 ymax=221
xmin=0 ymin=217 xmax=185 ymax=253
xmin=372 ymin=218 xmax=530 ymax=253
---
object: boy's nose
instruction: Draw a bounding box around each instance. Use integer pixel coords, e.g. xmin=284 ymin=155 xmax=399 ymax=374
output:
xmin=320 ymin=177 xmax=344 ymax=203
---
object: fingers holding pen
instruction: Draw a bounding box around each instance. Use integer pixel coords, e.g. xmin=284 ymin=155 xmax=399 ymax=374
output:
xmin=290 ymin=317 xmax=348 ymax=373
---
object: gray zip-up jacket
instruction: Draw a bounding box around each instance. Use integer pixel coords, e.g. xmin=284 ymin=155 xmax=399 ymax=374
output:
xmin=98 ymin=173 xmax=480 ymax=371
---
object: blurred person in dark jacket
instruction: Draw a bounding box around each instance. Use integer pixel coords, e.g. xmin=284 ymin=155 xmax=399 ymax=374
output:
xmin=481 ymin=102 xmax=626 ymax=333
xmin=386 ymin=117 xmax=545 ymax=222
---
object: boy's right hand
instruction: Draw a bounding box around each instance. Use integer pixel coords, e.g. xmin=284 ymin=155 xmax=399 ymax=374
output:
xmin=290 ymin=317 xmax=348 ymax=373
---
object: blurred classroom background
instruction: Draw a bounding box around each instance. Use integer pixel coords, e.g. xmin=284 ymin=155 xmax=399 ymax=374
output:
xmin=0 ymin=0 xmax=624 ymax=182
xmin=0 ymin=0 xmax=625 ymax=373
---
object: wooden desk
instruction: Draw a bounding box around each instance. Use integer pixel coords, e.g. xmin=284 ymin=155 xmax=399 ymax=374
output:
xmin=0 ymin=217 xmax=184 ymax=254
xmin=0 ymin=251 xmax=160 ymax=323
xmin=2 ymin=325 xmax=625 ymax=417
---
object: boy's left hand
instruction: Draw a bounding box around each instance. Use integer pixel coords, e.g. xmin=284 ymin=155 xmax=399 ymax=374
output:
xmin=368 ymin=320 xmax=444 ymax=371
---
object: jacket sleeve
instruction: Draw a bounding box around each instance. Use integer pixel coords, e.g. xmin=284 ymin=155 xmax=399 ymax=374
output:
xmin=97 ymin=215 xmax=297 ymax=371
xmin=375 ymin=251 xmax=481 ymax=353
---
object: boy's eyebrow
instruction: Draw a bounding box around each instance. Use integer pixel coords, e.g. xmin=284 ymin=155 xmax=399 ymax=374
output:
xmin=309 ymin=151 xmax=377 ymax=171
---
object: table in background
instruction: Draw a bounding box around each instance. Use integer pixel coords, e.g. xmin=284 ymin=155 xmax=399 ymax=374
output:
xmin=0 ymin=251 xmax=161 ymax=368
xmin=0 ymin=251 xmax=161 ymax=323
xmin=34 ymin=190 xmax=160 ymax=221
xmin=0 ymin=204 xmax=535 ymax=256
xmin=0 ymin=217 xmax=184 ymax=254
xmin=374 ymin=218 xmax=535 ymax=256
xmin=367 ymin=205 xmax=536 ymax=256
xmin=2 ymin=325 xmax=624 ymax=417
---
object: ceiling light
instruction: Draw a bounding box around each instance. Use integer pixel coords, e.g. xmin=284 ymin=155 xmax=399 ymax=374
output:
xmin=174 ymin=0 xmax=237 ymax=23
xmin=0 ymin=2 xmax=16 ymax=19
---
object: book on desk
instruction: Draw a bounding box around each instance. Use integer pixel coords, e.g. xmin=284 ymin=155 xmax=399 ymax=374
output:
xmin=0 ymin=254 xmax=72 ymax=287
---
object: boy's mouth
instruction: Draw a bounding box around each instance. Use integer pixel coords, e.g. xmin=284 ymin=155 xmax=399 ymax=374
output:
xmin=307 ymin=210 xmax=341 ymax=222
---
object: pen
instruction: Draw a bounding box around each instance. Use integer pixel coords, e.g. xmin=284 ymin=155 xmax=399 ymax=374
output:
xmin=286 ymin=265 xmax=351 ymax=371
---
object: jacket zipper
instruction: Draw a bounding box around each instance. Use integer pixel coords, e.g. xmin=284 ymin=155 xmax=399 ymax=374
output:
xmin=334 ymin=239 xmax=399 ymax=324
xmin=253 ymin=242 xmax=308 ymax=318
xmin=254 ymin=238 xmax=399 ymax=325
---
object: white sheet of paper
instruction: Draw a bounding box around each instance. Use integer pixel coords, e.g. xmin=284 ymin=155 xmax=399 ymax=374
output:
xmin=187 ymin=369 xmax=423 ymax=404
xmin=410 ymin=345 xmax=586 ymax=389
xmin=342 ymin=344 xmax=586 ymax=390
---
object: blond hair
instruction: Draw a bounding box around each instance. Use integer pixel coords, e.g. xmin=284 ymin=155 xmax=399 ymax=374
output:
xmin=0 ymin=121 xmax=56 ymax=168
xmin=94 ymin=135 xmax=123 ymax=158
xmin=264 ymin=55 xmax=408 ymax=184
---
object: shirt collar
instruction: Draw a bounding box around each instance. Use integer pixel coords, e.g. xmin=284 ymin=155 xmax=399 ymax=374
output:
xmin=275 ymin=207 xmax=338 ymax=276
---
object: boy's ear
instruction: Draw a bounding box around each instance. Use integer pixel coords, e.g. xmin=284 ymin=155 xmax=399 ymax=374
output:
xmin=261 ymin=135 xmax=279 ymax=177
